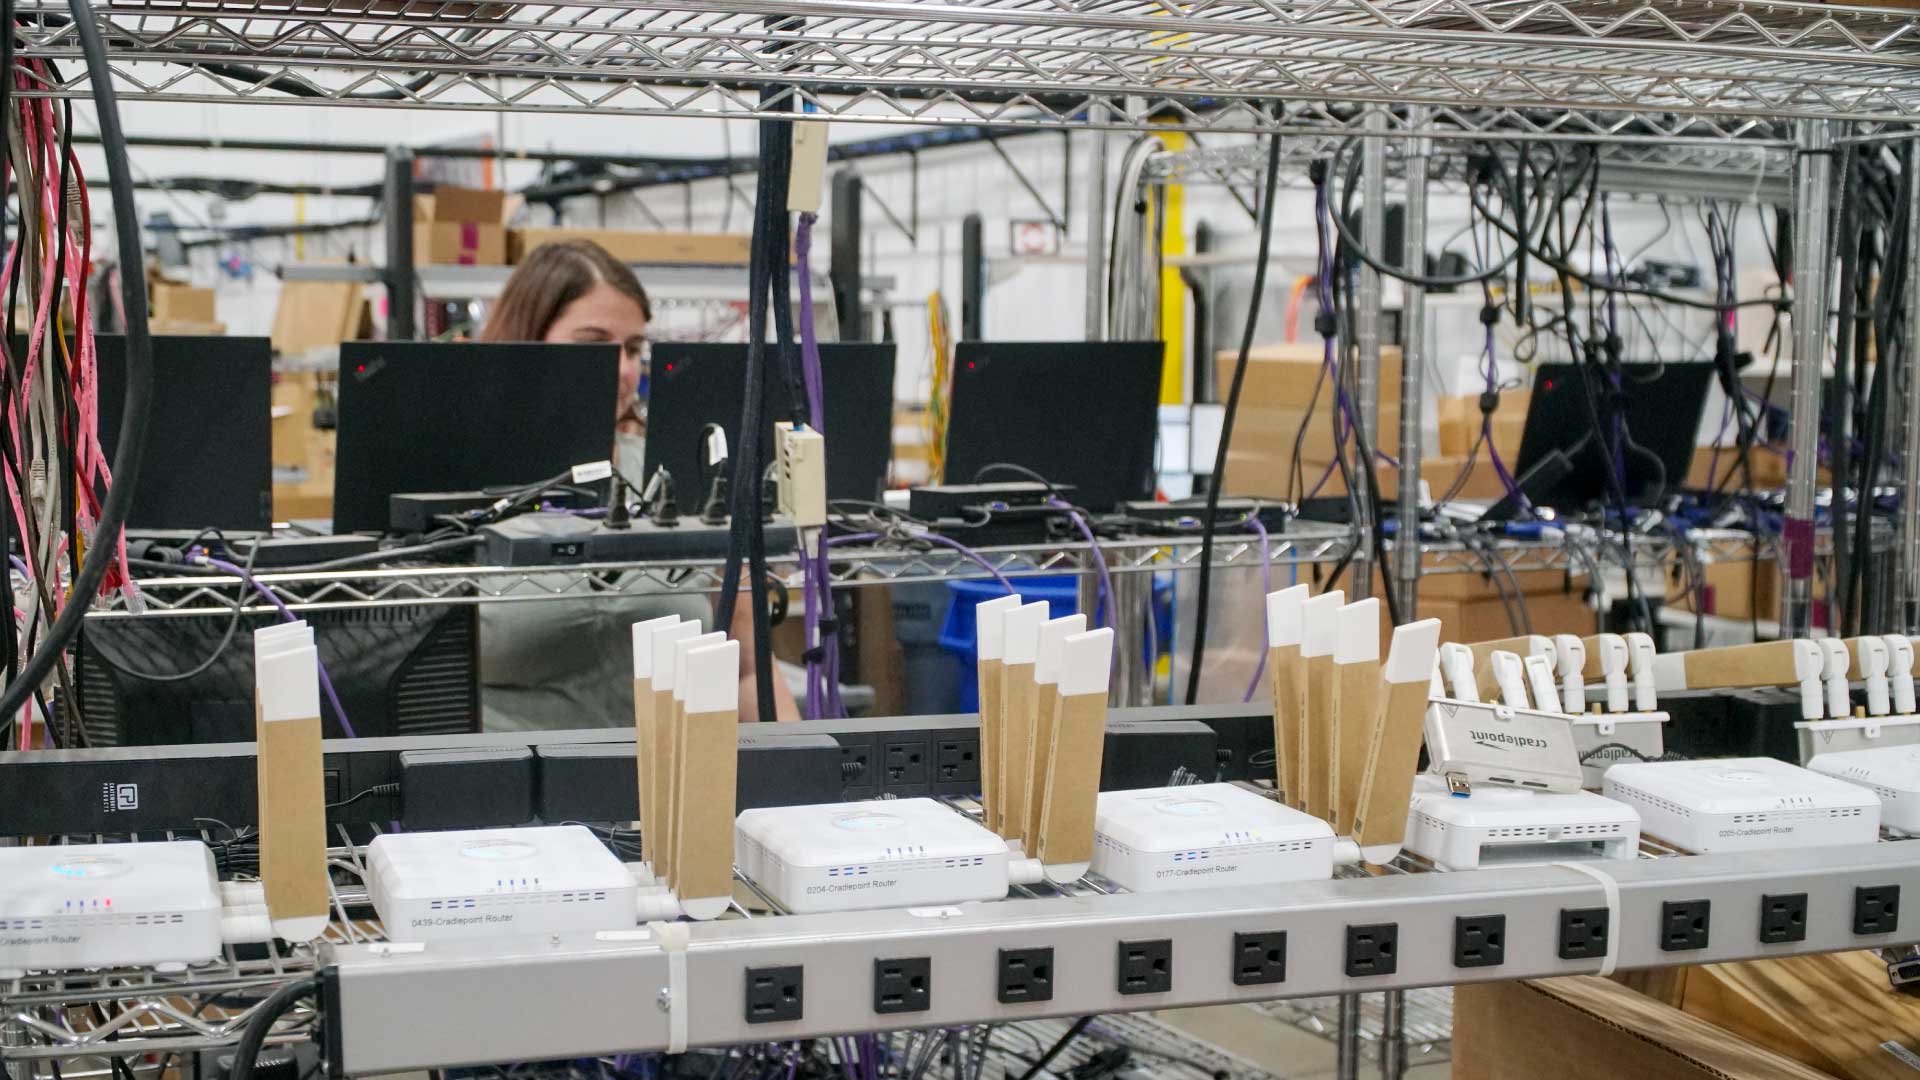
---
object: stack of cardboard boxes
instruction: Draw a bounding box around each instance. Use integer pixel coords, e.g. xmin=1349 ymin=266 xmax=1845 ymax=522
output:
xmin=414 ymin=186 xmax=507 ymax=266
xmin=147 ymin=269 xmax=223 ymax=335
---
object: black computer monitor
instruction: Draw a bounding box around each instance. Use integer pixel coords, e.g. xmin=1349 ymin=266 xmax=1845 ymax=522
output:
xmin=643 ymin=342 xmax=896 ymax=514
xmin=1514 ymin=361 xmax=1717 ymax=511
xmin=944 ymin=341 xmax=1164 ymax=511
xmin=332 ymin=342 xmax=620 ymax=532
xmin=29 ymin=335 xmax=273 ymax=532
xmin=75 ymin=603 xmax=479 ymax=745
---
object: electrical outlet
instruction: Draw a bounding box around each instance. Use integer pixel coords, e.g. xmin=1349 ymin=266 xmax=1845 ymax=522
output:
xmin=1558 ymin=907 xmax=1609 ymax=961
xmin=1345 ymin=923 xmax=1398 ymax=977
xmin=873 ymin=956 xmax=931 ymax=1015
xmin=935 ymin=737 xmax=980 ymax=786
xmin=1117 ymin=939 xmax=1172 ymax=995
xmin=1854 ymin=885 xmax=1901 ymax=936
xmin=883 ymin=740 xmax=929 ymax=788
xmin=1661 ymin=900 xmax=1711 ymax=952
xmin=1758 ymin=893 xmax=1808 ymax=944
xmin=836 ymin=735 xmax=877 ymax=798
xmin=997 ymin=947 xmax=1054 ymax=1004
xmin=744 ymin=965 xmax=803 ymax=1024
xmin=1453 ymin=914 xmax=1506 ymax=969
xmin=1232 ymin=931 xmax=1286 ymax=986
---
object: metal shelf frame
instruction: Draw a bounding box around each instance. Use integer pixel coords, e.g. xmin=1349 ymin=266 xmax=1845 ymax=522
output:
xmin=8 ymin=1 xmax=1920 ymax=137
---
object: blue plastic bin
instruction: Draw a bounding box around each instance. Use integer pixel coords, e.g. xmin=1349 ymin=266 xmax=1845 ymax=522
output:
xmin=938 ymin=576 xmax=1079 ymax=711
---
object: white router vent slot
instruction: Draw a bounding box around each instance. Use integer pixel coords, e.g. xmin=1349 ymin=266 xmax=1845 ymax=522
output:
xmin=1729 ymin=807 xmax=1865 ymax=824
xmin=1484 ymin=823 xmax=1627 ymax=839
xmin=1609 ymin=782 xmax=1692 ymax=818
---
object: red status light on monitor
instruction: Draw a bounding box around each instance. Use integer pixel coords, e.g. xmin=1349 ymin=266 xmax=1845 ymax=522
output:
xmin=965 ymin=361 xmax=977 ymax=371
xmin=1542 ymin=378 xmax=1555 ymax=391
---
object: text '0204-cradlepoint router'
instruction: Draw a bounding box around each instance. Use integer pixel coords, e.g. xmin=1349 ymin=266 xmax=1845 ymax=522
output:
xmin=736 ymin=797 xmax=1040 ymax=914
xmin=1401 ymin=773 xmax=1641 ymax=872
xmin=1602 ymin=756 xmax=1883 ymax=854
xmin=367 ymin=825 xmax=639 ymax=943
xmin=1807 ymin=746 xmax=1920 ymax=836
xmin=1090 ymin=783 xmax=1336 ymax=892
xmin=0 ymin=841 xmax=228 ymax=974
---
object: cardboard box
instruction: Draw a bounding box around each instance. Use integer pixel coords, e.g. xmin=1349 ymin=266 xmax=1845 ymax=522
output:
xmin=1642 ymin=951 xmax=1920 ymax=1080
xmin=272 ymin=279 xmax=374 ymax=356
xmin=150 ymin=319 xmax=226 ymax=336
xmin=1672 ymin=557 xmax=1778 ymax=622
xmin=1437 ymin=391 xmax=1529 ymax=460
xmin=150 ymin=280 xmax=216 ymax=324
xmin=1417 ymin=582 xmax=1594 ymax=644
xmin=415 ymin=222 xmax=507 ymax=266
xmin=414 ymin=187 xmax=506 ymax=225
xmin=1215 ymin=344 xmax=1403 ymax=410
xmin=1227 ymin=402 xmax=1401 ymax=464
xmin=508 ymin=228 xmax=753 ymax=267
xmin=1455 ymin=977 xmax=1833 ymax=1080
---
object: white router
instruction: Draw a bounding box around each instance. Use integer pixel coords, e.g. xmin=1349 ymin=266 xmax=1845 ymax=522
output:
xmin=1402 ymin=773 xmax=1641 ymax=871
xmin=736 ymin=797 xmax=1039 ymax=914
xmin=368 ymin=825 xmax=639 ymax=942
xmin=1090 ymin=783 xmax=1335 ymax=892
xmin=0 ymin=841 xmax=235 ymax=973
xmin=1603 ymin=756 xmax=1882 ymax=853
xmin=1807 ymin=746 xmax=1920 ymax=836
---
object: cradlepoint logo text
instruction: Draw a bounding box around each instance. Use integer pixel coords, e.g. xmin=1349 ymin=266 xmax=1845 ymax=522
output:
xmin=1469 ymin=730 xmax=1548 ymax=751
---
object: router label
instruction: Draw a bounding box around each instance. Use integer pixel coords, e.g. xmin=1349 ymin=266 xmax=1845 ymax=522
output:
xmin=805 ymin=878 xmax=901 ymax=896
xmin=1470 ymin=731 xmax=1549 ymax=751
xmin=1156 ymin=863 xmax=1240 ymax=880
xmin=2 ymin=933 xmax=82 ymax=947
xmin=412 ymin=914 xmax=517 ymax=929
xmin=1718 ymin=825 xmax=1795 ymax=839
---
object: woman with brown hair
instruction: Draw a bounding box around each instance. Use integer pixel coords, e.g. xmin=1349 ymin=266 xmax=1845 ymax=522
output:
xmin=476 ymin=239 xmax=799 ymax=726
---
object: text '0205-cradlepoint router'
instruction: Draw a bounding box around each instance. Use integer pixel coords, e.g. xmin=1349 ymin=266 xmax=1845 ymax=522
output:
xmin=1401 ymin=773 xmax=1641 ymax=872
xmin=1602 ymin=756 xmax=1883 ymax=853
xmin=735 ymin=797 xmax=1041 ymax=914
xmin=0 ymin=841 xmax=246 ymax=975
xmin=1807 ymin=746 xmax=1920 ymax=836
xmin=1089 ymin=782 xmax=1336 ymax=892
xmin=367 ymin=825 xmax=640 ymax=943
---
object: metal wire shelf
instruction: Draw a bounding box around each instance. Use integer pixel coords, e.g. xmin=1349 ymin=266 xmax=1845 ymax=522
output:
xmin=9 ymin=0 xmax=1920 ymax=133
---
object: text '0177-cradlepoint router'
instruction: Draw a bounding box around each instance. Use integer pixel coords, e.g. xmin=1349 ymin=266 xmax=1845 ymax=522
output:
xmin=0 ymin=841 xmax=237 ymax=975
xmin=367 ymin=825 xmax=639 ymax=943
xmin=1090 ymin=782 xmax=1335 ymax=892
xmin=736 ymin=797 xmax=1040 ymax=914
xmin=1602 ymin=756 xmax=1882 ymax=853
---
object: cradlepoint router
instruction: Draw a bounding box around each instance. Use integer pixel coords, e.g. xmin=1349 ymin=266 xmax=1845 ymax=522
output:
xmin=1402 ymin=774 xmax=1640 ymax=871
xmin=0 ymin=841 xmax=231 ymax=973
xmin=1090 ymin=782 xmax=1336 ymax=892
xmin=367 ymin=825 xmax=639 ymax=943
xmin=1807 ymin=746 xmax=1920 ymax=835
xmin=735 ymin=797 xmax=1039 ymax=914
xmin=1423 ymin=696 xmax=1586 ymax=794
xmin=1603 ymin=756 xmax=1882 ymax=853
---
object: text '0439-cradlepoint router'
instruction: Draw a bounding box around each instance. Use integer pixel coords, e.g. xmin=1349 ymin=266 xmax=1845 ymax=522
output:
xmin=1602 ymin=756 xmax=1882 ymax=853
xmin=1401 ymin=773 xmax=1641 ymax=872
xmin=367 ymin=825 xmax=640 ymax=943
xmin=0 ymin=841 xmax=261 ymax=975
xmin=735 ymin=797 xmax=1041 ymax=914
xmin=1090 ymin=782 xmax=1335 ymax=892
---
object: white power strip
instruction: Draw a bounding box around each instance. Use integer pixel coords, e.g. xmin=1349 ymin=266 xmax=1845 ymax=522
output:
xmin=1090 ymin=783 xmax=1335 ymax=892
xmin=1602 ymin=756 xmax=1882 ymax=853
xmin=368 ymin=825 xmax=639 ymax=942
xmin=0 ymin=841 xmax=226 ymax=973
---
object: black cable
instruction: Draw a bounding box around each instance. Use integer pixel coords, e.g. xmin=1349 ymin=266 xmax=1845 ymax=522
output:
xmin=327 ymin=782 xmax=399 ymax=811
xmin=1327 ymin=139 xmax=1518 ymax=288
xmin=1184 ymin=122 xmax=1280 ymax=706
xmin=1014 ymin=1017 xmax=1093 ymax=1080
xmin=103 ymin=542 xmax=259 ymax=684
xmin=226 ymin=976 xmax=317 ymax=1080
xmin=0 ymin=0 xmax=154 ymax=725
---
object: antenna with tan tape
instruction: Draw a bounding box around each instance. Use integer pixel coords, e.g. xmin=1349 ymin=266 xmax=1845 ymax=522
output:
xmin=1265 ymin=584 xmax=1310 ymax=808
xmin=1647 ymin=639 xmax=1830 ymax=720
xmin=1033 ymin=627 xmax=1116 ymax=884
xmin=1026 ymin=614 xmax=1086 ymax=843
xmin=630 ymin=615 xmax=683 ymax=881
xmin=662 ymin=630 xmax=725 ymax=889
xmin=1298 ymin=589 xmax=1343 ymax=823
xmin=253 ymin=623 xmax=329 ymax=942
xmin=1349 ymin=619 xmax=1443 ymax=866
xmin=995 ymin=601 xmax=1051 ymax=843
xmin=971 ymin=594 xmax=1025 ymax=832
xmin=1467 ymin=635 xmax=1551 ymax=701
xmin=669 ymin=638 xmax=740 ymax=921
xmin=1332 ymin=598 xmax=1381 ymax=835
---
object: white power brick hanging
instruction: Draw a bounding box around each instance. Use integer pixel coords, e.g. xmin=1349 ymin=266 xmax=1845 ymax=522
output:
xmin=790 ymin=121 xmax=830 ymax=214
xmin=777 ymin=423 xmax=828 ymax=528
